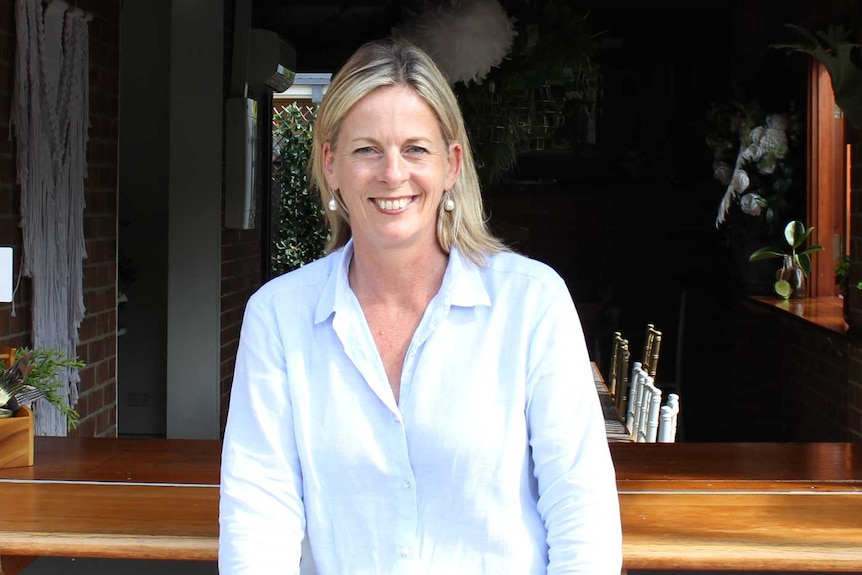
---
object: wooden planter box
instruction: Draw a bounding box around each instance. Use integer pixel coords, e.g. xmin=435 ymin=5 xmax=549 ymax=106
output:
xmin=0 ymin=406 xmax=34 ymax=469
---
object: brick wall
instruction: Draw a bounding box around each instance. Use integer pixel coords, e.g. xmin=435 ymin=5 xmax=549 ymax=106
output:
xmin=0 ymin=0 xmax=119 ymax=437
xmin=832 ymin=137 xmax=862 ymax=440
xmin=776 ymin=137 xmax=862 ymax=441
xmin=0 ymin=0 xmax=28 ymax=352
xmin=852 ymin=142 xmax=862 ymax=439
xmin=776 ymin=313 xmax=857 ymax=441
xmin=219 ymin=0 xmax=263 ymax=435
xmin=220 ymin=229 xmax=260 ymax=433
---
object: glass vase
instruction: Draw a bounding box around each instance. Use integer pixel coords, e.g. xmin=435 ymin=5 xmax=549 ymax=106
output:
xmin=776 ymin=255 xmax=806 ymax=299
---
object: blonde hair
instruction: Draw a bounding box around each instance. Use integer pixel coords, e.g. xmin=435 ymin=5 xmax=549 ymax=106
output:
xmin=309 ymin=37 xmax=508 ymax=265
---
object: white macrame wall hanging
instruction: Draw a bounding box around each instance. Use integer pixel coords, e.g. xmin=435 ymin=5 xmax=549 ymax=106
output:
xmin=10 ymin=0 xmax=92 ymax=436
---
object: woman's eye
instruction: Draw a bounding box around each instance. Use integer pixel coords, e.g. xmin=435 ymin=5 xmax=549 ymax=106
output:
xmin=354 ymin=146 xmax=376 ymax=155
xmin=406 ymin=146 xmax=428 ymax=155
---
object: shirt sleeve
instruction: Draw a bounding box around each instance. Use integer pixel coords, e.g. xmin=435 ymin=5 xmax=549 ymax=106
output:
xmin=526 ymin=280 xmax=623 ymax=575
xmin=219 ymin=293 xmax=306 ymax=575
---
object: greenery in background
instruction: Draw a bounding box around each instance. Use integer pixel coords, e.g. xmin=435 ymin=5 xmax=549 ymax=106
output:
xmin=453 ymin=0 xmax=601 ymax=186
xmin=271 ymin=103 xmax=328 ymax=276
xmin=0 ymin=348 xmax=86 ymax=430
xmin=835 ymin=255 xmax=862 ymax=295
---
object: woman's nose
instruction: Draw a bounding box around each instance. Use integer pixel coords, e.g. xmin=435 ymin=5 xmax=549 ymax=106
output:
xmin=380 ymin=150 xmax=406 ymax=185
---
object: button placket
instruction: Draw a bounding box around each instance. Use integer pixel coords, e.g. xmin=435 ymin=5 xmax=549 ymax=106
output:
xmin=392 ymin=414 xmax=416 ymax=568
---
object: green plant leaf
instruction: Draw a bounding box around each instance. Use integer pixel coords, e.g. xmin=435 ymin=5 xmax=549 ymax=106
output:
xmin=798 ymin=253 xmax=812 ymax=276
xmin=749 ymin=248 xmax=786 ymax=261
xmin=12 ymin=347 xmax=85 ymax=430
xmin=774 ymin=279 xmax=792 ymax=299
xmin=784 ymin=220 xmax=810 ymax=249
xmin=798 ymin=245 xmax=824 ymax=257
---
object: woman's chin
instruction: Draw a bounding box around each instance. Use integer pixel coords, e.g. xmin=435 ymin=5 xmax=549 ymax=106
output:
xmin=357 ymin=228 xmax=435 ymax=253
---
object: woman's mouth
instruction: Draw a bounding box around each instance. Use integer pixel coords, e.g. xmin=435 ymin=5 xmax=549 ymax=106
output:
xmin=373 ymin=197 xmax=412 ymax=211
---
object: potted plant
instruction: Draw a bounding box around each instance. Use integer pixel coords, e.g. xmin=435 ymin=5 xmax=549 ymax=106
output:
xmin=835 ymin=254 xmax=862 ymax=320
xmin=749 ymin=220 xmax=824 ymax=299
xmin=0 ymin=347 xmax=85 ymax=430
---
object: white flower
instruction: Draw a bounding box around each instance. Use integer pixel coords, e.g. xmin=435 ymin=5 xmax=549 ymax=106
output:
xmin=757 ymin=157 xmax=777 ymax=174
xmin=742 ymin=143 xmax=763 ymax=162
xmin=760 ymin=128 xmax=788 ymax=159
xmin=709 ymin=103 xmax=799 ymax=229
xmin=712 ymin=160 xmax=733 ymax=185
xmin=740 ymin=193 xmax=763 ymax=216
xmin=748 ymin=126 xmax=765 ymax=146
xmin=731 ymin=168 xmax=750 ymax=193
xmin=766 ymin=113 xmax=789 ymax=131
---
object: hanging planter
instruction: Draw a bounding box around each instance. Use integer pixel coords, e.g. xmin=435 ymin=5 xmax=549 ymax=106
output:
xmin=773 ymin=24 xmax=862 ymax=130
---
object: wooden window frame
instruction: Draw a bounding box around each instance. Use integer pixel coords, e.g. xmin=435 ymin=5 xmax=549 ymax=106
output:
xmin=807 ymin=59 xmax=849 ymax=297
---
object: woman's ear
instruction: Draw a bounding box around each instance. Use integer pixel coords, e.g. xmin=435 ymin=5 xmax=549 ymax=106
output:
xmin=322 ymin=141 xmax=338 ymax=190
xmin=446 ymin=141 xmax=463 ymax=190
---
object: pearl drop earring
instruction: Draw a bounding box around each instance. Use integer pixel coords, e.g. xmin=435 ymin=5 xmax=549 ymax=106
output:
xmin=443 ymin=192 xmax=455 ymax=212
xmin=328 ymin=190 xmax=338 ymax=212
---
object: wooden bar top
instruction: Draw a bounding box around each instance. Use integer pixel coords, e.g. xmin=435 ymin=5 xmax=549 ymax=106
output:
xmin=0 ymin=482 xmax=218 ymax=561
xmin=620 ymin=491 xmax=862 ymax=571
xmin=0 ymin=437 xmax=221 ymax=485
xmin=1 ymin=438 xmax=861 ymax=571
xmin=613 ymin=441 xmax=862 ymax=491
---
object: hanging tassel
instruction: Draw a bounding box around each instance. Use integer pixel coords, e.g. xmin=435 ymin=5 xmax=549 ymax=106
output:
xmin=11 ymin=0 xmax=90 ymax=436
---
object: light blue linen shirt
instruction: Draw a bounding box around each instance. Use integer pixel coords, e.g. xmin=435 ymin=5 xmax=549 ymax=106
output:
xmin=219 ymin=241 xmax=623 ymax=575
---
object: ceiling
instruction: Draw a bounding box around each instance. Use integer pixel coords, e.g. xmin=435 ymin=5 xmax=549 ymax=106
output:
xmin=251 ymin=0 xmax=399 ymax=72
xmin=249 ymin=0 xmax=757 ymax=73
xmin=249 ymin=0 xmax=852 ymax=78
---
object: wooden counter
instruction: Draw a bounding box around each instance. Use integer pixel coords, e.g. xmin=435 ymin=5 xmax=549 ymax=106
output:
xmin=613 ymin=442 xmax=862 ymax=571
xmin=1 ymin=438 xmax=861 ymax=573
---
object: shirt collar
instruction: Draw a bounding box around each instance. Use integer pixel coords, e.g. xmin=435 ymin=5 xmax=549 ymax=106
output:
xmin=314 ymin=239 xmax=491 ymax=325
xmin=440 ymin=246 xmax=492 ymax=310
xmin=314 ymin=240 xmax=354 ymax=325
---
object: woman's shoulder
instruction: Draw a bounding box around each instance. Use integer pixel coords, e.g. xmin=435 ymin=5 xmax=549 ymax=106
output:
xmin=251 ymin=251 xmax=339 ymax=304
xmin=482 ymin=250 xmax=566 ymax=288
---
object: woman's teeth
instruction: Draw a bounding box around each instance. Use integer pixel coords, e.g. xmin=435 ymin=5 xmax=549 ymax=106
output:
xmin=375 ymin=197 xmax=411 ymax=210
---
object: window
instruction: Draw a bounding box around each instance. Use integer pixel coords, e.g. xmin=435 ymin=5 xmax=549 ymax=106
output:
xmin=807 ymin=59 xmax=851 ymax=297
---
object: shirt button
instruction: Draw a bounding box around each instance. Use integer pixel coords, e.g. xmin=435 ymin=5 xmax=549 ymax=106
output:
xmin=400 ymin=549 xmax=409 ymax=558
xmin=403 ymin=480 xmax=411 ymax=489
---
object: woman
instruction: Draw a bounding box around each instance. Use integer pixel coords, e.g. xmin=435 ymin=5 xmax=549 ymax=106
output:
xmin=219 ymin=38 xmax=622 ymax=574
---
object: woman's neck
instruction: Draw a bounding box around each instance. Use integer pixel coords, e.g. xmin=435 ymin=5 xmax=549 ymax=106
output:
xmin=349 ymin=241 xmax=449 ymax=308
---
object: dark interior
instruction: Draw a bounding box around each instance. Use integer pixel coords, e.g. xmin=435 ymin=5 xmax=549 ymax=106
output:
xmin=249 ymin=0 xmax=855 ymax=441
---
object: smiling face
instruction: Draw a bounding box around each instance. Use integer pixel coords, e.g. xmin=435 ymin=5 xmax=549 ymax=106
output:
xmin=322 ymin=85 xmax=462 ymax=255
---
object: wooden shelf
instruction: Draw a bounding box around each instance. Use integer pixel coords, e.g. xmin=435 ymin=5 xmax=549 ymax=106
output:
xmin=746 ymin=295 xmax=849 ymax=335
